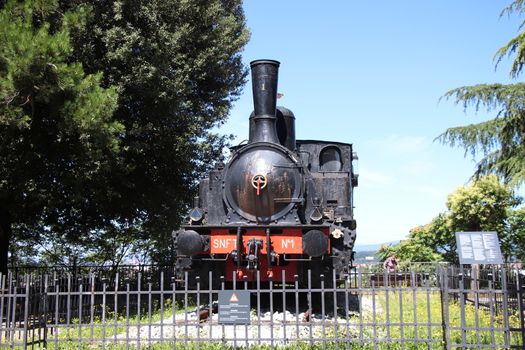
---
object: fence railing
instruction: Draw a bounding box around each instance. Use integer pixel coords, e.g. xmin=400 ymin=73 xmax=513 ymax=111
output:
xmin=1 ymin=265 xmax=524 ymax=349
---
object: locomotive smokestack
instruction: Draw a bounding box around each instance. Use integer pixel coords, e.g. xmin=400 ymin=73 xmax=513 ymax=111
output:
xmin=249 ymin=59 xmax=280 ymax=144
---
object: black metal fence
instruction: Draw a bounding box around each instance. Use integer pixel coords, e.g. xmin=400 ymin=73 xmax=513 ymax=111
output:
xmin=1 ymin=264 xmax=524 ymax=349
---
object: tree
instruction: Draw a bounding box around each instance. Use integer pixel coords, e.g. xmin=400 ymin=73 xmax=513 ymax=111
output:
xmin=377 ymin=235 xmax=442 ymax=264
xmin=0 ymin=0 xmax=121 ymax=274
xmin=506 ymin=207 xmax=525 ymax=261
xmin=444 ymin=175 xmax=520 ymax=262
xmin=438 ymin=0 xmax=525 ymax=187
xmin=3 ymin=0 xmax=250 ymax=270
xmin=59 ymin=0 xmax=249 ymax=265
xmin=384 ymin=175 xmax=521 ymax=263
xmin=377 ymin=214 xmax=450 ymax=264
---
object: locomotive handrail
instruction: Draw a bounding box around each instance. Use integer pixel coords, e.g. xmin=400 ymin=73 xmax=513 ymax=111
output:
xmin=273 ymin=197 xmax=304 ymax=204
xmin=266 ymin=228 xmax=272 ymax=269
xmin=272 ymin=164 xmax=302 ymax=169
xmin=281 ymin=254 xmax=322 ymax=262
xmin=200 ymin=254 xmax=231 ymax=261
xmin=236 ymin=226 xmax=242 ymax=269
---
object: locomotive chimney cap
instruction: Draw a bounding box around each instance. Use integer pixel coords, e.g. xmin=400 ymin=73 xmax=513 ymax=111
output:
xmin=250 ymin=59 xmax=280 ymax=67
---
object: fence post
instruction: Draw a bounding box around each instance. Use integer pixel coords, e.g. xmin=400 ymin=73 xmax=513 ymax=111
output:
xmin=22 ymin=275 xmax=30 ymax=349
xmin=0 ymin=273 xmax=4 ymax=347
xmin=459 ymin=266 xmax=468 ymax=347
xmin=6 ymin=272 xmax=13 ymax=343
xmin=501 ymin=266 xmax=511 ymax=347
xmin=516 ymin=267 xmax=524 ymax=348
xmin=439 ymin=266 xmax=450 ymax=350
xmin=43 ymin=274 xmax=48 ymax=349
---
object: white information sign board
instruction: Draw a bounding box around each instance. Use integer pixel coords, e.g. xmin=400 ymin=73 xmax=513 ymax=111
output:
xmin=455 ymin=231 xmax=503 ymax=264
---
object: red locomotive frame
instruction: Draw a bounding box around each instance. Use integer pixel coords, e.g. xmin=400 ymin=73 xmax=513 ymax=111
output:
xmin=208 ymin=227 xmax=329 ymax=282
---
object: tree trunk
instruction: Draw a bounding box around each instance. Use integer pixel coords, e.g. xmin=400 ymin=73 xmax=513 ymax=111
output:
xmin=0 ymin=206 xmax=12 ymax=276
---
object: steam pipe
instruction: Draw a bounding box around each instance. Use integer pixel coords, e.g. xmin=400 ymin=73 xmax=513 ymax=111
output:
xmin=249 ymin=59 xmax=280 ymax=144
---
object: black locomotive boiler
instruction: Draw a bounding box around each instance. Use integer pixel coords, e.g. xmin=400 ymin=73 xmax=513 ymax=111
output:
xmin=174 ymin=59 xmax=358 ymax=288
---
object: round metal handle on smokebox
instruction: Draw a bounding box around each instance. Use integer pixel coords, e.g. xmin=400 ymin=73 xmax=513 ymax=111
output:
xmin=251 ymin=174 xmax=268 ymax=196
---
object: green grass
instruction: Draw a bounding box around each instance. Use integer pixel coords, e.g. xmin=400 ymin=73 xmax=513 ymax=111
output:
xmin=349 ymin=290 xmax=523 ymax=349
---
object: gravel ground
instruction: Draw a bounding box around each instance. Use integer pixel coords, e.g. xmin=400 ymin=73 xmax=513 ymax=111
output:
xmin=114 ymin=295 xmax=382 ymax=346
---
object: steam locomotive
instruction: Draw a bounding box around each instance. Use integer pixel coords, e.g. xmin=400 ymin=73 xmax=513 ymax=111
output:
xmin=173 ymin=60 xmax=358 ymax=289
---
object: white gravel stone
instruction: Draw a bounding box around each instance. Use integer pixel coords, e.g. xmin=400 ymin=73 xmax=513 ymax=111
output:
xmin=113 ymin=295 xmax=380 ymax=346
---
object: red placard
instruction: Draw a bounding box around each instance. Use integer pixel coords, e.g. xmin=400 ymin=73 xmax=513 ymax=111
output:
xmin=210 ymin=228 xmax=329 ymax=255
xmin=211 ymin=234 xmax=304 ymax=254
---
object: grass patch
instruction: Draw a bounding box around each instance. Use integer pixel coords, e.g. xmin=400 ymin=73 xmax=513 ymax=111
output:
xmin=364 ymin=289 xmax=522 ymax=349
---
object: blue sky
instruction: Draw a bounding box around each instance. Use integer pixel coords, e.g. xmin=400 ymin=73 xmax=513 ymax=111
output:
xmin=221 ymin=1 xmax=522 ymax=245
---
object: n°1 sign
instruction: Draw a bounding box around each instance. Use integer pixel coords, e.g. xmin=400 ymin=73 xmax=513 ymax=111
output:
xmin=455 ymin=231 xmax=503 ymax=264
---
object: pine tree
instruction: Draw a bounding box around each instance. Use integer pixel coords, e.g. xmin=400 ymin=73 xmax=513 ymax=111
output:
xmin=0 ymin=0 xmax=121 ymax=274
xmin=438 ymin=0 xmax=525 ymax=186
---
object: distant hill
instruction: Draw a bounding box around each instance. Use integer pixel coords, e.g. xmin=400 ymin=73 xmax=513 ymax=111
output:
xmin=354 ymin=240 xmax=400 ymax=252
xmin=354 ymin=250 xmax=379 ymax=263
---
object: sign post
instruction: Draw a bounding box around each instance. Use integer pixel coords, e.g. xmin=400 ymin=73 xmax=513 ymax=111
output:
xmin=455 ymin=231 xmax=503 ymax=265
xmin=218 ymin=290 xmax=251 ymax=324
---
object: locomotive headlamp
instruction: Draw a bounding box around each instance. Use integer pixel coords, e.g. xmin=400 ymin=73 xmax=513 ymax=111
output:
xmin=310 ymin=197 xmax=323 ymax=223
xmin=309 ymin=208 xmax=323 ymax=223
xmin=188 ymin=196 xmax=204 ymax=223
xmin=189 ymin=207 xmax=204 ymax=223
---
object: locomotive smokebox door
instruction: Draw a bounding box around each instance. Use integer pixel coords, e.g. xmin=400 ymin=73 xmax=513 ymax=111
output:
xmin=223 ymin=144 xmax=303 ymax=224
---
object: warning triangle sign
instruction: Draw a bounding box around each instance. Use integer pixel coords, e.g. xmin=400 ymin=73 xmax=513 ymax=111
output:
xmin=230 ymin=292 xmax=239 ymax=302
